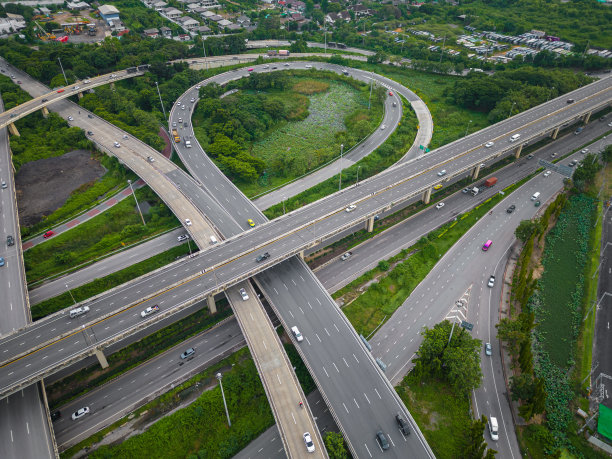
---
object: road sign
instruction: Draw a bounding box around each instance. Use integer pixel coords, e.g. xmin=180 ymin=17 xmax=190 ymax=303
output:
xmin=461 ymin=321 xmax=473 ymax=331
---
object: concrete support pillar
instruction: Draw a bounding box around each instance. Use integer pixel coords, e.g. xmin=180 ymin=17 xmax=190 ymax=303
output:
xmin=41 ymin=106 xmax=49 ymax=118
xmin=207 ymin=294 xmax=217 ymax=314
xmin=471 ymin=164 xmax=482 ymax=180
xmin=8 ymin=122 xmax=19 ymax=137
xmin=365 ymin=216 xmax=375 ymax=233
xmin=94 ymin=348 xmax=109 ymax=369
xmin=422 ymin=187 xmax=432 ymax=205
xmin=298 ymin=250 xmax=304 ymax=260
xmin=78 ymin=92 xmax=83 ymax=99
xmin=514 ymin=143 xmax=523 ymax=159
xmin=110 ymin=82 xmax=115 ymax=90
xmin=584 ymin=111 xmax=592 ymax=124
xmin=551 ymin=126 xmax=560 ymax=140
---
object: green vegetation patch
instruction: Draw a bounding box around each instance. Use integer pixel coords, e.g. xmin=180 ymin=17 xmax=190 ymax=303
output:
xmin=24 ymin=187 xmax=179 ymax=283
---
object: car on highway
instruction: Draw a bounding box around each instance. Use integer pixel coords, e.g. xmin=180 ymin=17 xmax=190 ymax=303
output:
xmin=141 ymin=305 xmax=160 ymax=318
xmin=180 ymin=348 xmax=195 ymax=359
xmin=303 ymin=432 xmax=315 ymax=452
xmin=292 ymin=326 xmax=304 ymax=342
xmin=74 ymin=86 xmax=80 ymax=90
xmin=16 ymin=80 xmax=21 ymax=84
xmin=433 ymin=184 xmax=443 ymax=190
xmin=305 ymin=64 xmax=313 ymax=69
xmin=566 ymin=98 xmax=574 ymax=103
xmin=485 ymin=343 xmax=492 ymax=356
xmin=437 ymin=169 xmax=446 ymax=176
xmin=485 ymin=141 xmax=494 ymax=148
xmin=172 ymin=122 xmax=177 ymax=127
xmin=247 ymin=218 xmax=255 ymax=227
xmin=10 ymin=75 xmax=14 ymax=79
xmin=488 ymin=275 xmax=495 ymax=287
xmin=255 ymin=252 xmax=270 ymax=262
xmin=184 ymin=218 xmax=192 ymax=226
xmin=51 ymin=410 xmax=61 ymax=421
xmin=178 ymin=118 xmax=183 ymax=123
xmin=239 ymin=288 xmax=249 ymax=301
xmin=0 ymin=257 xmax=4 ymax=267
xmin=284 ymin=63 xmax=290 ymax=67
xmin=1 ymin=180 xmax=6 ymax=189
xmin=376 ymin=431 xmax=390 ymax=450
xmin=506 ymin=204 xmax=516 ymax=213
xmin=123 ymin=134 xmax=128 ymax=139
xmin=190 ymin=98 xmax=195 ymax=103
xmin=43 ymin=230 xmax=55 ymax=238
xmin=110 ymin=74 xmax=117 ymax=79
xmin=181 ymin=104 xmax=185 ymax=110
xmin=114 ymin=141 xmax=121 ymax=148
xmin=88 ymin=114 xmax=93 ymax=119
xmin=247 ymin=67 xmax=254 ymax=72
xmin=57 ymin=88 xmax=64 ymax=93
xmin=71 ymin=407 xmax=90 ymax=421
xmin=568 ymin=160 xmax=577 ymax=167
xmin=543 ymin=170 xmax=551 ymax=177
xmin=574 ymin=127 xmax=583 ymax=135
xmin=196 ymin=85 xmax=201 ymax=89
xmin=527 ymin=154 xmax=534 ymax=159
xmin=608 ymin=121 xmax=612 ymax=128
xmin=67 ymin=116 xmax=73 ymax=121
xmin=581 ymin=148 xmax=589 ymax=154
xmin=341 ymin=251 xmax=352 ymax=261
xmin=396 ymin=412 xmax=410 ymax=436
xmin=177 ymin=234 xmax=189 ymax=242
xmin=435 ymin=202 xmax=445 ymax=210
xmin=87 ymin=131 xmax=94 ymax=136
xmin=380 ymin=124 xmax=386 ymax=130
xmin=263 ymin=65 xmax=269 ymax=69
xmin=534 ymin=200 xmax=541 ymax=207
xmin=7 ymin=235 xmax=14 ymax=246
xmin=345 ymin=204 xmax=356 ymax=212
xmin=482 ymin=240 xmax=492 ymax=251
xmin=388 ymin=91 xmax=393 ymax=96
xmin=462 ymin=188 xmax=470 ymax=194
xmin=83 ymin=79 xmax=90 ymax=84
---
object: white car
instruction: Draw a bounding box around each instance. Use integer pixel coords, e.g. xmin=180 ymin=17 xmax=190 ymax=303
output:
xmin=67 ymin=116 xmax=73 ymax=121
xmin=140 ymin=305 xmax=160 ymax=318
xmin=263 ymin=64 xmax=269 ymax=69
xmin=83 ymin=79 xmax=90 ymax=84
xmin=114 ymin=141 xmax=121 ymax=148
xmin=181 ymin=104 xmax=186 ymax=110
xmin=305 ymin=64 xmax=313 ymax=69
xmin=437 ymin=170 xmax=446 ymax=176
xmin=71 ymin=407 xmax=90 ymax=420
xmin=380 ymin=124 xmax=386 ymax=130
xmin=239 ymin=288 xmax=249 ymax=301
xmin=435 ymin=202 xmax=445 ymax=210
xmin=184 ymin=218 xmax=192 ymax=226
xmin=176 ymin=101 xmax=181 ymax=106
xmin=345 ymin=204 xmax=356 ymax=212
xmin=488 ymin=275 xmax=495 ymax=288
xmin=190 ymin=97 xmax=195 ymax=103
xmin=73 ymin=86 xmax=79 ymax=90
xmin=110 ymin=74 xmax=116 ymax=79
xmin=543 ymin=170 xmax=551 ymax=177
xmin=291 ymin=326 xmax=304 ymax=342
xmin=581 ymin=148 xmax=589 ymax=154
xmin=485 ymin=141 xmax=494 ymax=148
xmin=178 ymin=118 xmax=183 ymax=123
xmin=303 ymin=432 xmax=315 ymax=453
xmin=195 ymin=85 xmax=201 ymax=89
xmin=177 ymin=234 xmax=189 ymax=242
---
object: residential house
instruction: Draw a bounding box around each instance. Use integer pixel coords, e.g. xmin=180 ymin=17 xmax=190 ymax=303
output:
xmin=287 ymin=0 xmax=305 ymax=10
xmin=164 ymin=8 xmax=182 ymax=19
xmin=177 ymin=16 xmax=200 ymax=30
xmin=218 ymin=18 xmax=232 ymax=26
xmin=325 ymin=11 xmax=351 ymax=24
xmin=143 ymin=28 xmax=159 ymax=38
xmin=200 ymin=0 xmax=221 ymax=8
xmin=194 ymin=25 xmax=211 ymax=34
xmin=290 ymin=13 xmax=305 ymax=22
xmin=187 ymin=3 xmax=200 ymax=11
xmin=226 ymin=23 xmax=242 ymax=31
xmin=153 ymin=1 xmax=167 ymax=11
xmin=0 ymin=17 xmax=25 ymax=34
xmin=160 ymin=26 xmax=172 ymax=37
xmin=349 ymin=4 xmax=373 ymax=17
xmin=176 ymin=33 xmax=190 ymax=41
xmin=98 ymin=5 xmax=120 ymax=25
xmin=209 ymin=14 xmax=224 ymax=22
xmin=67 ymin=1 xmax=90 ymax=10
xmin=202 ymin=10 xmax=215 ymax=17
xmin=236 ymin=14 xmax=250 ymax=25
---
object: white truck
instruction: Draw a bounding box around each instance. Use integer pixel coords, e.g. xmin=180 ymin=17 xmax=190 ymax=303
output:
xmin=470 ymin=187 xmax=479 ymax=196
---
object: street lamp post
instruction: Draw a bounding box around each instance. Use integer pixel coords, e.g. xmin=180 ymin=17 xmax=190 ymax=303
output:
xmin=368 ymin=73 xmax=373 ymax=110
xmin=66 ymin=284 xmax=77 ymax=305
xmin=57 ymin=57 xmax=68 ymax=85
xmin=508 ymin=101 xmax=516 ymax=119
xmin=128 ymin=179 xmax=146 ymax=226
xmin=202 ymin=38 xmax=209 ymax=70
xmin=155 ymin=81 xmax=167 ymax=120
xmin=338 ymin=144 xmax=344 ymax=191
xmin=548 ymin=86 xmax=555 ymax=101
xmin=464 ymin=119 xmax=472 ymax=138
xmin=216 ymin=373 xmax=231 ymax=427
xmin=356 ymin=165 xmax=361 ymax=186
xmin=282 ymin=196 xmax=286 ymax=215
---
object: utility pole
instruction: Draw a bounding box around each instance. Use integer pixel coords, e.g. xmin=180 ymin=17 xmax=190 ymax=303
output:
xmin=507 ymin=101 xmax=516 ymax=119
xmin=216 ymin=373 xmax=231 ymax=427
xmin=57 ymin=57 xmax=68 ymax=85
xmin=368 ymin=73 xmax=373 ymax=110
xmin=66 ymin=284 xmax=77 ymax=305
xmin=439 ymin=35 xmax=446 ymax=63
xmin=155 ymin=81 xmax=167 ymax=120
xmin=128 ymin=179 xmax=146 ymax=226
xmin=356 ymin=165 xmax=361 ymax=186
xmin=338 ymin=144 xmax=344 ymax=191
xmin=202 ymin=38 xmax=209 ymax=70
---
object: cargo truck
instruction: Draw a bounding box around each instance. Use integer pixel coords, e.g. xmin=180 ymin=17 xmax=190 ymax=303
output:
xmin=484 ymin=177 xmax=497 ymax=187
xmin=172 ymin=129 xmax=180 ymax=143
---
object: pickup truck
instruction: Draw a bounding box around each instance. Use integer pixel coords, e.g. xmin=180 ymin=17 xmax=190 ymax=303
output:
xmin=341 ymin=251 xmax=352 ymax=261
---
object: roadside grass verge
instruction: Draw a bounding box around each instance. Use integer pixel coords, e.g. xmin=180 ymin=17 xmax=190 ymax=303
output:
xmin=30 ymin=243 xmax=192 ymax=319
xmin=48 ymin=302 xmax=232 ymax=409
xmin=23 ymin=187 xmax=179 ymax=283
xmin=337 ymin=178 xmax=528 ymax=336
xmin=60 ymin=349 xmax=273 ymax=459
xmin=397 ymin=373 xmax=471 ymax=459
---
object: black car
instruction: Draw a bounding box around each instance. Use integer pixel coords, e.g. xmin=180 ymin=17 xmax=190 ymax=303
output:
xmin=396 ymin=412 xmax=410 ymax=436
xmin=376 ymin=431 xmax=390 ymax=450
xmin=6 ymin=235 xmax=14 ymax=246
xmin=88 ymin=114 xmax=94 ymax=119
xmin=51 ymin=410 xmax=61 ymax=421
xmin=255 ymin=252 xmax=270 ymax=262
xmin=87 ymin=131 xmax=94 ymax=136
xmin=42 ymin=98 xmax=47 ymax=102
xmin=506 ymin=205 xmax=516 ymax=213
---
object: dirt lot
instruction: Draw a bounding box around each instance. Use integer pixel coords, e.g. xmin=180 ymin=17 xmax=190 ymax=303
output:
xmin=15 ymin=150 xmax=105 ymax=227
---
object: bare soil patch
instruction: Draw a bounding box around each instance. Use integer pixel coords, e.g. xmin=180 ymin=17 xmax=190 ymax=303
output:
xmin=15 ymin=149 xmax=105 ymax=227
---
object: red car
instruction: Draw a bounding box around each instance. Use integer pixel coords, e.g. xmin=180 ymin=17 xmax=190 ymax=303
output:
xmin=57 ymin=89 xmax=65 ymax=93
xmin=247 ymin=68 xmax=254 ymax=72
xmin=43 ymin=230 xmax=55 ymax=239
xmin=388 ymin=91 xmax=393 ymax=96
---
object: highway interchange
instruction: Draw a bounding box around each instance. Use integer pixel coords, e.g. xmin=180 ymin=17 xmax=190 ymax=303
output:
xmin=0 ymin=52 xmax=610 ymax=458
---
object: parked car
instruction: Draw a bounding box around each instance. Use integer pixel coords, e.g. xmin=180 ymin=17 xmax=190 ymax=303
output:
xmin=71 ymin=407 xmax=90 ymax=420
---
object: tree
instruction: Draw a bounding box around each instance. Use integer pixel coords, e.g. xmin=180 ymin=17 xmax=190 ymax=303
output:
xmin=602 ymin=144 xmax=612 ymax=163
xmin=324 ymin=431 xmax=348 ymax=459
xmin=460 ymin=415 xmax=497 ymax=459
xmin=496 ymin=317 xmax=525 ymax=356
xmin=515 ymin=219 xmax=538 ymax=242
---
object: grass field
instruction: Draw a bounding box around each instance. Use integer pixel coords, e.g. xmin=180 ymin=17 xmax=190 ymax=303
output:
xmin=24 ymin=187 xmax=179 ymax=283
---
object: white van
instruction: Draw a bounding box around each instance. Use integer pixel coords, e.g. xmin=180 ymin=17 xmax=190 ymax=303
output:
xmin=69 ymin=306 xmax=90 ymax=319
xmin=185 ymin=140 xmax=192 ymax=148
xmin=488 ymin=417 xmax=499 ymax=441
xmin=291 ymin=326 xmax=303 ymax=342
xmin=509 ymin=134 xmax=521 ymax=142
xmin=531 ymin=192 xmax=540 ymax=201
xmin=210 ymin=235 xmax=218 ymax=245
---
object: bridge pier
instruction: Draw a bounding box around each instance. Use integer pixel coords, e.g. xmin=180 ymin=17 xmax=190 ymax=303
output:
xmin=422 ymin=187 xmax=432 ymax=205
xmin=94 ymin=348 xmax=109 ymax=369
xmin=298 ymin=250 xmax=304 ymax=260
xmin=110 ymin=82 xmax=115 ymax=90
xmin=78 ymin=92 xmax=84 ymax=99
xmin=207 ymin=294 xmax=217 ymax=314
xmin=365 ymin=216 xmax=375 ymax=233
xmin=8 ymin=122 xmax=19 ymax=137
xmin=471 ymin=164 xmax=482 ymax=180
xmin=41 ymin=106 xmax=49 ymax=118
xmin=514 ymin=143 xmax=523 ymax=159
xmin=551 ymin=126 xmax=560 ymax=140
xmin=584 ymin=111 xmax=592 ymax=124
